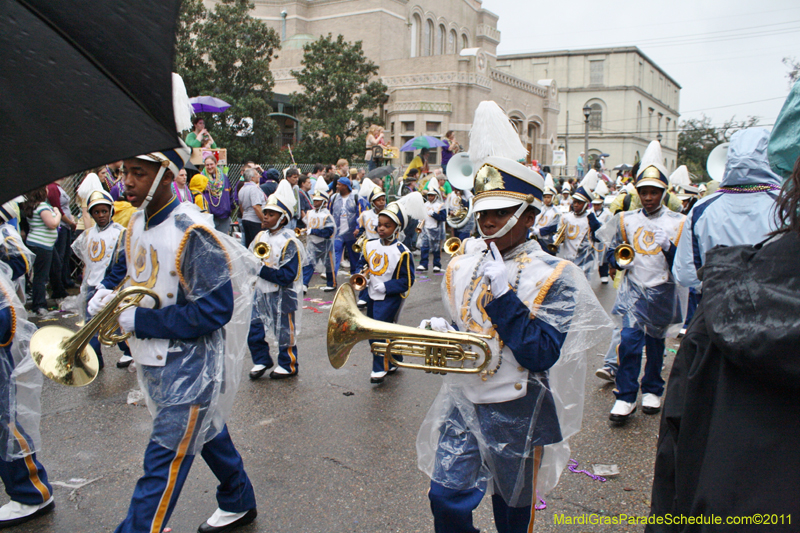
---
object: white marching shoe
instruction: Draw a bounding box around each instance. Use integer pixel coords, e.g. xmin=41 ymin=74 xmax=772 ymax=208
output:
xmin=0 ymin=497 xmax=54 ymax=528
xmin=642 ymin=393 xmax=662 ymax=415
xmin=609 ymin=400 xmax=636 ymax=423
xmin=370 ymin=370 xmax=387 ymax=384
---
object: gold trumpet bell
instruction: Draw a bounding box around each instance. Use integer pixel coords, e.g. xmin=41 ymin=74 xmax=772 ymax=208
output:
xmin=443 ymin=237 xmax=462 ymax=256
xmin=614 ymin=243 xmax=635 ymax=267
xmin=326 ymin=284 xmax=492 ymax=374
xmin=30 ymin=326 xmax=100 ymax=387
xmin=254 ymin=241 xmax=271 ymax=259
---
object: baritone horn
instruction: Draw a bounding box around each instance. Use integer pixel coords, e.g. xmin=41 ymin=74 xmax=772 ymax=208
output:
xmin=352 ymin=234 xmax=367 ymax=254
xmin=30 ymin=287 xmax=160 ymax=387
xmin=443 ymin=237 xmax=462 ymax=256
xmin=614 ymin=243 xmax=635 ymax=267
xmin=548 ymin=223 xmax=567 ymax=254
xmin=253 ymin=241 xmax=271 ymax=259
xmin=327 ymin=285 xmax=491 ymax=374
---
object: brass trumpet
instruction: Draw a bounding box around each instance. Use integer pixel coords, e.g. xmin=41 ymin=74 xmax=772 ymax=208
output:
xmin=295 ymin=228 xmax=307 ymax=237
xmin=352 ymin=234 xmax=367 ymax=254
xmin=327 ymin=285 xmax=491 ymax=375
xmin=253 ymin=241 xmax=271 ymax=259
xmin=30 ymin=287 xmax=160 ymax=387
xmin=415 ymin=220 xmax=424 ymax=234
xmin=443 ymin=237 xmax=462 ymax=256
xmin=614 ymin=243 xmax=635 ymax=267
xmin=349 ymin=267 xmax=370 ymax=291
xmin=548 ymin=223 xmax=567 ymax=254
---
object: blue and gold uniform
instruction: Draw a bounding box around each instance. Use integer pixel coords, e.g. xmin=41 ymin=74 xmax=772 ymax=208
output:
xmin=93 ymin=147 xmax=258 ymax=533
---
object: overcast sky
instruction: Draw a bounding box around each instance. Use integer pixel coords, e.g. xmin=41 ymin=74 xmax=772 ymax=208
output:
xmin=491 ymin=0 xmax=799 ymax=132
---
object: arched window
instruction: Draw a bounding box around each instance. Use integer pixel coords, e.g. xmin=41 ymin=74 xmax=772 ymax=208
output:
xmin=437 ymin=25 xmax=446 ymax=55
xmin=461 ymin=33 xmax=469 ymax=51
xmin=449 ymin=29 xmax=457 ymax=54
xmin=589 ymin=103 xmax=602 ymax=131
xmin=423 ymin=19 xmax=434 ymax=56
xmin=410 ymin=14 xmax=421 ymax=57
xmin=636 ymin=101 xmax=642 ymax=134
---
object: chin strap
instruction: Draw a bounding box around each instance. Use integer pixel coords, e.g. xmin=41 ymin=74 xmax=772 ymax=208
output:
xmin=267 ymin=213 xmax=287 ymax=231
xmin=476 ymin=202 xmax=530 ymax=240
xmin=139 ymin=163 xmax=169 ymax=212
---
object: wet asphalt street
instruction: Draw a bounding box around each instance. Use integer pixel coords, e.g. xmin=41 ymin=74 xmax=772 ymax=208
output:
xmin=16 ymin=255 xmax=680 ymax=533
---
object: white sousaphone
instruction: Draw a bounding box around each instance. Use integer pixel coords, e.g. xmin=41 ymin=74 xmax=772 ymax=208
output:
xmin=445 ymin=152 xmax=474 ymax=229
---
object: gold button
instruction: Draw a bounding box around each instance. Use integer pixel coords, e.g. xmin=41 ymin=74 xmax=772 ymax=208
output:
xmin=170 ymin=271 xmax=177 ymax=276
xmin=518 ymin=366 xmax=525 ymax=372
xmin=514 ymin=383 xmax=522 ymax=390
xmin=167 ymin=293 xmax=174 ymax=298
xmin=156 ymin=355 xmax=163 ymax=361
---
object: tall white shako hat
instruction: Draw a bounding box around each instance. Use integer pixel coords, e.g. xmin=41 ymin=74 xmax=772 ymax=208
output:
xmin=592 ymin=179 xmax=609 ymax=204
xmin=543 ymin=173 xmax=558 ymax=197
xmin=561 ymin=183 xmax=571 ymax=194
xmin=572 ymin=169 xmax=600 ymax=203
xmin=264 ymin=179 xmax=297 ymax=224
xmin=133 ymin=73 xmax=194 ymax=211
xmin=468 ymin=101 xmax=544 ymax=239
xmin=87 ymin=189 xmax=115 ymax=216
xmin=312 ymin=174 xmax=331 ymax=205
xmin=358 ymin=182 xmax=385 ymax=206
xmin=381 ymin=191 xmax=426 ymax=236
xmin=636 ymin=140 xmax=669 ymax=190
xmin=422 ymin=177 xmax=441 ymax=200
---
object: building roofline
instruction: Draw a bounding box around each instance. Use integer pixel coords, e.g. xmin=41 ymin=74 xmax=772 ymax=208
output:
xmin=497 ymin=46 xmax=681 ymax=89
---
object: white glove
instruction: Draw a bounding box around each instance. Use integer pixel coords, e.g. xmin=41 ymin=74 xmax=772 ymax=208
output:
xmin=653 ymin=228 xmax=671 ymax=251
xmin=88 ymin=288 xmax=113 ymax=316
xmin=482 ymin=242 xmax=510 ymax=297
xmin=373 ymin=281 xmax=386 ymax=296
xmin=418 ymin=317 xmax=455 ymax=333
xmin=531 ymin=226 xmax=541 ymax=238
xmin=117 ymin=307 xmax=136 ymax=333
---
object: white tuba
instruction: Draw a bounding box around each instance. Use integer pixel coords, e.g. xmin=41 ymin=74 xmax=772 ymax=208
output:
xmin=445 ymin=152 xmax=474 ymax=229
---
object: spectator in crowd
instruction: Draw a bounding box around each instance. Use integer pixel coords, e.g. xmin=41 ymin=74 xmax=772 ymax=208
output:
xmin=259 ymin=168 xmax=280 ymax=198
xmin=46 ymin=179 xmax=76 ymax=297
xmin=238 ymin=168 xmax=268 ymax=247
xmin=349 ymin=168 xmax=360 ymax=195
xmin=172 ymin=168 xmax=193 ymax=203
xmin=403 ymin=148 xmax=429 ymax=179
xmin=297 ymin=175 xmax=313 ymax=224
xmin=21 ymin=187 xmax=61 ymax=315
xmin=434 ymin=168 xmax=452 ymax=196
xmin=577 ymin=152 xmax=585 ymax=179
xmin=189 ymin=174 xmax=209 ymax=213
xmin=365 ymin=125 xmax=385 ymax=172
xmin=440 ymin=130 xmax=459 ymax=174
xmin=202 ymin=155 xmax=235 ymax=233
xmin=185 ymin=116 xmax=217 ymax=149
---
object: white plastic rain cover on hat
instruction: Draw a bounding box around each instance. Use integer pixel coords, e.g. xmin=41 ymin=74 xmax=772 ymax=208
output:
xmin=0 ymin=263 xmax=44 ymax=460
xmin=417 ymin=240 xmax=612 ymax=505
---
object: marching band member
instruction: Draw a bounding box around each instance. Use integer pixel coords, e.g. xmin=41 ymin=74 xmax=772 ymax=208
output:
xmin=355 ymin=185 xmax=386 ymax=305
xmin=417 ymin=101 xmax=610 ymax=533
xmin=0 ymin=201 xmax=32 ymax=303
xmin=530 ymin=174 xmax=561 ymax=255
xmin=72 ymin=190 xmax=132 ymax=369
xmin=89 ymin=144 xmax=260 ymax=533
xmin=248 ymin=180 xmax=306 ymax=381
xmin=599 ymin=141 xmax=686 ymax=423
xmin=417 ymin=179 xmax=447 ymax=273
xmin=301 ymin=177 xmax=337 ymax=294
xmin=591 ymin=180 xmax=613 ymax=283
xmin=558 ymin=183 xmax=572 ymax=213
xmin=355 ymin=192 xmax=422 ymax=383
xmin=0 ymin=221 xmax=53 ymax=529
xmin=558 ymin=170 xmax=602 ymax=279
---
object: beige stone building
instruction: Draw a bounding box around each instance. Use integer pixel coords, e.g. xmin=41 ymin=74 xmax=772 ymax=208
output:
xmin=235 ymin=0 xmax=559 ymax=167
xmin=496 ymin=46 xmax=680 ymax=177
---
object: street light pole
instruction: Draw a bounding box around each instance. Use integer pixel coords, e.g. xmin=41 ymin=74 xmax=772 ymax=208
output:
xmin=583 ymin=105 xmax=591 ymax=173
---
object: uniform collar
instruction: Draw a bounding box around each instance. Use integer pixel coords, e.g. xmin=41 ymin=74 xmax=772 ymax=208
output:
xmin=145 ymin=196 xmax=179 ymax=229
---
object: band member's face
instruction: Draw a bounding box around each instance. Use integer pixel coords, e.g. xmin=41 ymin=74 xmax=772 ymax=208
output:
xmin=313 ymin=199 xmax=324 ymax=210
xmin=543 ymin=194 xmax=553 ymax=206
xmin=638 ymin=186 xmax=665 ymax=214
xmin=572 ymin=199 xmax=586 ymax=214
xmin=263 ymin=210 xmax=283 ymax=228
xmin=377 ymin=215 xmax=397 ymax=240
xmin=121 ymin=158 xmax=171 ymax=208
xmin=90 ymin=204 xmax=111 ymax=227
xmin=373 ymin=197 xmax=386 ymax=210
xmin=427 ymin=194 xmax=437 ymax=203
xmin=593 ymin=202 xmax=603 ymax=212
xmin=477 ymin=205 xmax=536 ymax=254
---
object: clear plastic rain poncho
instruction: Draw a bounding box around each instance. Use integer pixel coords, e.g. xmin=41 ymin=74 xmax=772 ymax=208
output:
xmin=125 ymin=203 xmax=259 ymax=454
xmin=0 ymin=263 xmax=44 ymax=461
xmin=0 ymin=223 xmax=35 ymax=301
xmin=597 ymin=209 xmax=687 ymax=339
xmin=70 ymin=222 xmax=125 ymax=323
xmin=417 ymin=239 xmax=612 ymax=505
xmin=557 ymin=211 xmax=597 ymax=281
xmin=249 ymin=227 xmax=306 ymax=344
xmin=302 ymin=207 xmax=336 ymax=273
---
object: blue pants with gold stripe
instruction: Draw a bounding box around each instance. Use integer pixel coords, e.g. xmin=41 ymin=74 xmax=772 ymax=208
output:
xmin=366 ymin=296 xmax=403 ymax=373
xmin=115 ymin=424 xmax=254 ymax=533
xmin=248 ymin=304 xmax=298 ymax=373
xmin=0 ymin=425 xmax=51 ymax=506
xmin=614 ymin=327 xmax=665 ymax=403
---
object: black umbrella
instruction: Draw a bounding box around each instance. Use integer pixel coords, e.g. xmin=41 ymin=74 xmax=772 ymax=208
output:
xmin=367 ymin=165 xmax=396 ymax=180
xmin=0 ymin=0 xmax=182 ymax=204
